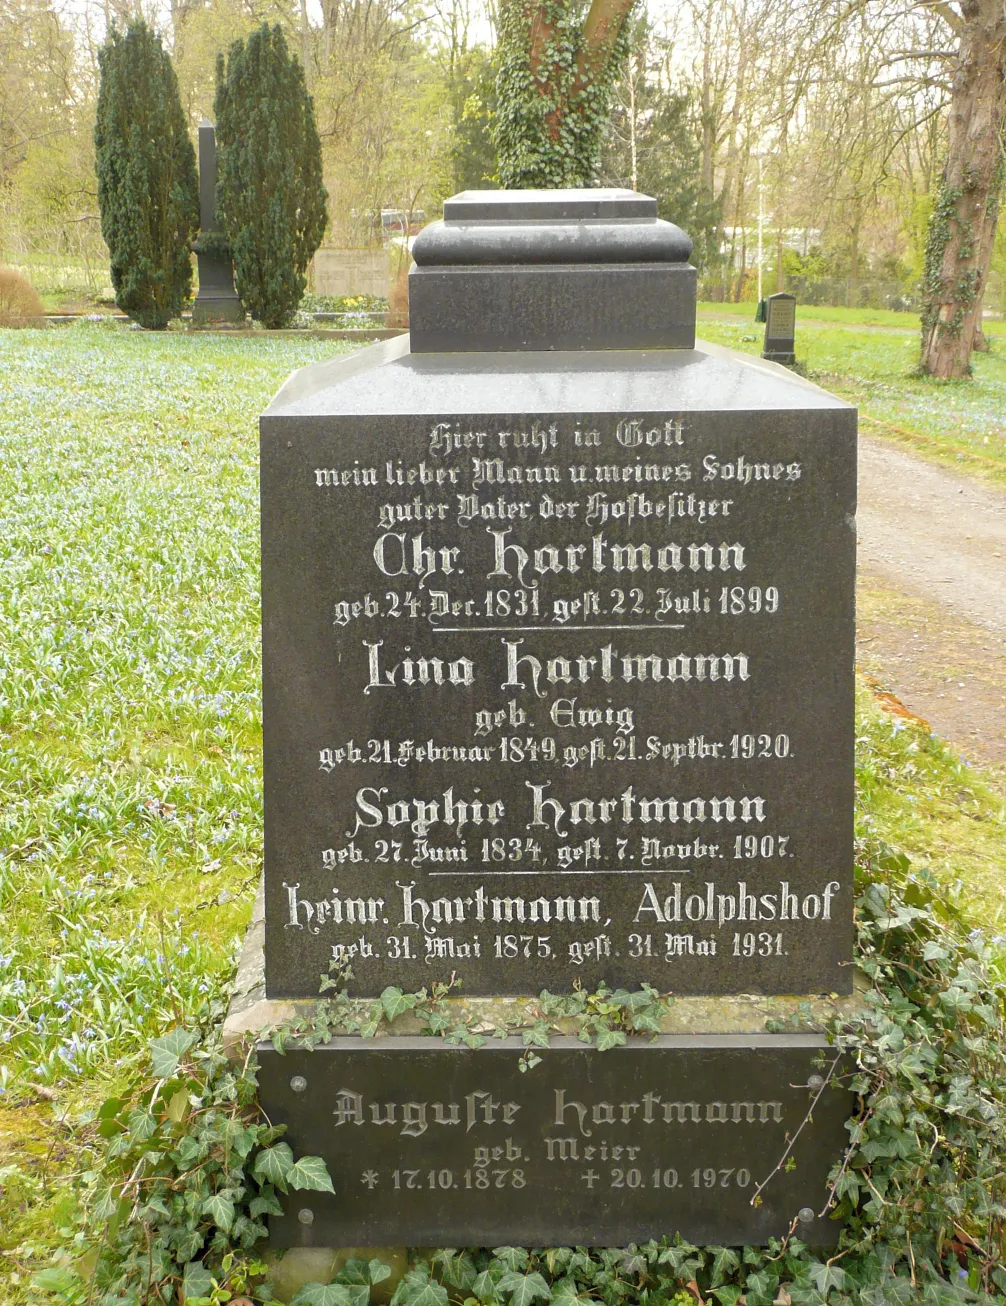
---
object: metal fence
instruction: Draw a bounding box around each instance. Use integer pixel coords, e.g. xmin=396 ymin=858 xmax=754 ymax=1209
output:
xmin=784 ymin=277 xmax=919 ymax=311
xmin=698 ymin=275 xmax=920 ymax=311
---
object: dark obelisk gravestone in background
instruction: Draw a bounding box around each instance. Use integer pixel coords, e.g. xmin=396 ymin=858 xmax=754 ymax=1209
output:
xmin=762 ymin=292 xmax=797 ymax=364
xmin=251 ymin=189 xmax=858 ymax=1250
xmin=192 ymin=120 xmax=243 ymax=326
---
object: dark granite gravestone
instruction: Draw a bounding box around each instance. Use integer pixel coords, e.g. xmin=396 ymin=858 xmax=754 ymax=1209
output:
xmin=409 ymin=190 xmax=696 ymax=351
xmin=762 ymin=293 xmax=796 ymax=365
xmin=258 ymin=1037 xmax=846 ymax=1248
xmin=245 ymin=188 xmax=858 ymax=1255
xmin=192 ymin=120 xmax=243 ymax=326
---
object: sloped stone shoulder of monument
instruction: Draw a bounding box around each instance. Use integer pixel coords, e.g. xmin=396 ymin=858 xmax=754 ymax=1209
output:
xmin=262 ymin=335 xmax=852 ymax=421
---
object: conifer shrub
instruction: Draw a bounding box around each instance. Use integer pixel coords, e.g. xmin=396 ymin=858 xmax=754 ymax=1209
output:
xmin=214 ymin=25 xmax=328 ymax=330
xmin=0 ymin=267 xmax=45 ymax=326
xmin=94 ymin=21 xmax=199 ymax=329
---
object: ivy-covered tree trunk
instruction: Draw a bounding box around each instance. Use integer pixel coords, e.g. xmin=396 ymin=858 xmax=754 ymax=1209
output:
xmin=94 ymin=21 xmax=199 ymax=329
xmin=494 ymin=0 xmax=638 ymax=187
xmin=919 ymin=0 xmax=1006 ymax=380
xmin=214 ymin=25 xmax=328 ymax=329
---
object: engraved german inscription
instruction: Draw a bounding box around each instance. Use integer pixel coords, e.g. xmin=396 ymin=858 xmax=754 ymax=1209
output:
xmin=258 ymin=1038 xmax=849 ymax=1247
xmin=260 ymin=409 xmax=855 ymax=997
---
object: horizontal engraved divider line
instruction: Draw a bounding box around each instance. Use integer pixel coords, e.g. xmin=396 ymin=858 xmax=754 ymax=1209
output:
xmin=426 ymin=868 xmax=693 ymax=876
xmin=430 ymin=624 xmax=687 ymax=632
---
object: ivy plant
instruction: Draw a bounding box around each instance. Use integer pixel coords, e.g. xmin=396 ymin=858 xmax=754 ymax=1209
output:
xmin=35 ymin=839 xmax=1006 ymax=1305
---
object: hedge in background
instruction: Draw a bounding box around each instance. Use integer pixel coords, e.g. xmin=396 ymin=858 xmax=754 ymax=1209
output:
xmin=214 ymin=26 xmax=328 ymax=329
xmin=94 ymin=22 xmax=199 ymax=329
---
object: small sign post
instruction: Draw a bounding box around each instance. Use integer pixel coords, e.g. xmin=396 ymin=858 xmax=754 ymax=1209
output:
xmin=762 ymin=291 xmax=796 ymax=364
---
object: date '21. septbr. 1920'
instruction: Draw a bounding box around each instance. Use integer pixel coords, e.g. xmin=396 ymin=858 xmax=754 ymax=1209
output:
xmin=260 ymin=411 xmax=855 ymax=997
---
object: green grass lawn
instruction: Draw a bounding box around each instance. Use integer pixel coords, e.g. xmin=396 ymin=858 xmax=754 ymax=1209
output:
xmin=0 ymin=324 xmax=349 ymax=1076
xmin=697 ymin=304 xmax=1006 ymax=486
xmin=1 ymin=323 xmax=1005 ymax=1299
xmin=698 ymin=300 xmax=928 ymax=330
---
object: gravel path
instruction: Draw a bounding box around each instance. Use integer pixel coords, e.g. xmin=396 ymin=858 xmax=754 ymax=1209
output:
xmin=856 ymin=437 xmax=1006 ymax=767
xmin=858 ymin=437 xmax=1006 ymax=634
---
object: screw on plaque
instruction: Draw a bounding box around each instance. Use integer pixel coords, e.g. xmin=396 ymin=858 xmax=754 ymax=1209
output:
xmin=798 ymin=1207 xmax=815 ymax=1224
xmin=290 ymin=1075 xmax=308 ymax=1093
xmin=807 ymin=1074 xmax=825 ymax=1090
xmin=298 ymin=1208 xmax=314 ymax=1225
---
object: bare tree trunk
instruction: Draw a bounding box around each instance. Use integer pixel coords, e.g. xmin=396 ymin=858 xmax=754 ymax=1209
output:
xmin=298 ymin=0 xmax=313 ymax=88
xmin=699 ymin=0 xmax=714 ymax=200
xmin=518 ymin=0 xmax=636 ymax=143
xmin=776 ymin=225 xmax=784 ymax=291
xmin=848 ymin=214 xmax=860 ymax=307
xmin=628 ymin=52 xmax=637 ymax=190
xmin=920 ymin=0 xmax=1006 ymax=379
xmin=971 ymin=185 xmax=1000 ymax=351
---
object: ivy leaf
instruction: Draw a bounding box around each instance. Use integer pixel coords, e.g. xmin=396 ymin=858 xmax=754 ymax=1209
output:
xmin=523 ymin=1021 xmax=551 ymax=1049
xmin=709 ymin=1288 xmax=743 ymax=1306
xmin=150 ymin=1028 xmax=198 ymax=1079
xmin=92 ymin=1185 xmax=118 ymax=1221
xmin=31 ymin=1267 xmax=79 ymax=1294
xmin=201 ymin=1193 xmax=235 ymax=1232
xmin=809 ymin=1264 xmax=847 ymax=1294
xmin=172 ymin=1134 xmax=207 ymax=1168
xmin=404 ymin=1282 xmax=449 ymax=1306
xmin=710 ymin=1247 xmax=740 ymax=1287
xmin=381 ymin=986 xmax=419 ymax=1022
xmin=492 ymin=1248 xmax=529 ymax=1273
xmin=127 ymin=1108 xmax=159 ymax=1144
xmin=175 ymin=1228 xmax=203 ymax=1263
xmin=97 ymin=1097 xmax=125 ymax=1138
xmin=742 ymin=1270 xmax=779 ymax=1306
xmin=250 ymin=1188 xmax=285 ymax=1218
xmin=369 ymin=1260 xmax=393 ymax=1285
xmin=166 ymin=1088 xmax=189 ymax=1123
xmin=288 ymin=1154 xmax=336 ymax=1192
xmin=497 ymin=1272 xmax=552 ymax=1306
xmin=474 ymin=1270 xmax=500 ymax=1300
xmin=253 ymin=1142 xmax=295 ymax=1192
xmin=182 ymin=1260 xmax=214 ymax=1304
xmin=291 ymin=1284 xmax=357 ymax=1306
xmin=594 ymin=1027 xmax=626 ymax=1051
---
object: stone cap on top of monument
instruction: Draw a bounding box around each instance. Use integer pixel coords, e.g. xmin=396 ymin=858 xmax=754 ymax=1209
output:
xmin=443 ymin=187 xmax=657 ymax=221
xmin=413 ymin=189 xmax=692 ymax=268
xmin=409 ymin=186 xmax=696 ymax=351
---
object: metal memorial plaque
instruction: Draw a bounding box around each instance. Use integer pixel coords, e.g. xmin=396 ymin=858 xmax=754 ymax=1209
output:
xmin=766 ymin=298 xmax=795 ymax=340
xmin=258 ymin=1037 xmax=848 ymax=1248
xmin=260 ymin=408 xmax=855 ymax=998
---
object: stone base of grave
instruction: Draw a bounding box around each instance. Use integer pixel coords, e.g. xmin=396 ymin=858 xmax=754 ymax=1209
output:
xmin=191 ymin=291 xmax=244 ymax=326
xmin=224 ymin=889 xmax=865 ymax=1297
xmin=224 ymin=887 xmax=865 ymax=1051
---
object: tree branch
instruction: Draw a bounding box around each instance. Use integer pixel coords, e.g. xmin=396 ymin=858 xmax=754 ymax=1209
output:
xmin=572 ymin=0 xmax=637 ymax=97
xmin=914 ymin=0 xmax=962 ymax=34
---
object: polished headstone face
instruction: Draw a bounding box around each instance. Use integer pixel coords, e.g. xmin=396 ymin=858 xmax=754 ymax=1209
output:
xmin=258 ymin=1036 xmax=849 ymax=1248
xmin=260 ymin=340 xmax=856 ymax=999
